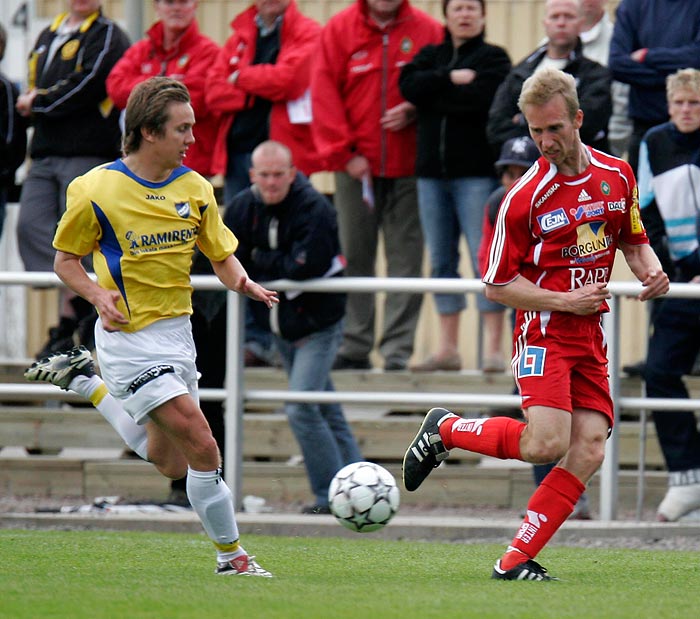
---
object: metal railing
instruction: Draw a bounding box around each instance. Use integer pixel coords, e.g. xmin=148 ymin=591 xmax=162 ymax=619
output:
xmin=1 ymin=272 xmax=699 ymax=521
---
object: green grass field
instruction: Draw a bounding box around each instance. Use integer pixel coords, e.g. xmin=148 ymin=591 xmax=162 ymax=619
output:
xmin=0 ymin=529 xmax=696 ymax=619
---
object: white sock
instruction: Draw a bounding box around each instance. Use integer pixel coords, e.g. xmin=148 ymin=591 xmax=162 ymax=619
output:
xmin=186 ymin=467 xmax=244 ymax=561
xmin=70 ymin=374 xmax=148 ymax=460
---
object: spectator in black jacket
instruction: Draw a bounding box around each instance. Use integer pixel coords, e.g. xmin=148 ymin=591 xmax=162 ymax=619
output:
xmin=16 ymin=0 xmax=129 ymax=358
xmin=487 ymin=0 xmax=611 ymax=155
xmin=0 ymin=22 xmax=27 ymax=240
xmin=399 ymin=0 xmax=511 ymax=373
xmin=224 ymin=140 xmax=363 ymax=514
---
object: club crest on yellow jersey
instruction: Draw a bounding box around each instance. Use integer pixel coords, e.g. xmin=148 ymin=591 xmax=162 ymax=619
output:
xmin=175 ymin=201 xmax=191 ymax=218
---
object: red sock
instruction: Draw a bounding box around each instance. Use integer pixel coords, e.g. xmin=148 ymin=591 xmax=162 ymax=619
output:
xmin=439 ymin=416 xmax=524 ymax=460
xmin=501 ymin=467 xmax=585 ymax=569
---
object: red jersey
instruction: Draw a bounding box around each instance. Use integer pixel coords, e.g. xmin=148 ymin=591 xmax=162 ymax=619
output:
xmin=484 ymin=148 xmax=649 ymax=332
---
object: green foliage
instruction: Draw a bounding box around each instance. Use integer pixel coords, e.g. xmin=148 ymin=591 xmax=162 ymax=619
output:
xmin=0 ymin=530 xmax=697 ymax=619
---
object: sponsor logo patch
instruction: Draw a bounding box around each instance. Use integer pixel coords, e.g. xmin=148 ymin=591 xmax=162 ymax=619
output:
xmin=537 ymin=208 xmax=570 ymax=233
xmin=175 ymin=201 xmax=191 ymax=219
xmin=630 ymin=187 xmax=644 ymax=233
xmin=569 ymin=266 xmax=610 ymax=289
xmin=517 ymin=346 xmax=546 ymax=377
xmin=570 ymin=201 xmax=605 ymax=221
xmin=578 ymin=188 xmax=592 ymax=202
xmin=128 ymin=364 xmax=175 ymax=394
xmin=534 ymin=183 xmax=560 ymax=208
xmin=561 ymin=222 xmax=612 ymax=258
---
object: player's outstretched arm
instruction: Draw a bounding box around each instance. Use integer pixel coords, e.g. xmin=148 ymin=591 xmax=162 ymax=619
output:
xmin=619 ymin=242 xmax=670 ymax=301
xmin=212 ymin=254 xmax=279 ymax=308
xmin=54 ymin=250 xmax=128 ymax=331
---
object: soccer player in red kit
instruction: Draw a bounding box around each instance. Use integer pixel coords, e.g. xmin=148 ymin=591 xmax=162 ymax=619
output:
xmin=402 ymin=68 xmax=670 ymax=581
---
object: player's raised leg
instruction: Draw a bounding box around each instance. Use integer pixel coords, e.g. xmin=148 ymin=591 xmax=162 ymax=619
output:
xmin=402 ymin=407 xmax=527 ymax=491
xmin=24 ymin=346 xmax=148 ymax=460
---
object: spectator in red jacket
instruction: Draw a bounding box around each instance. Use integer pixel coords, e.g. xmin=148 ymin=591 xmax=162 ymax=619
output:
xmin=206 ymin=0 xmax=322 ymax=204
xmin=311 ymin=0 xmax=443 ymax=372
xmin=106 ymin=0 xmax=220 ymax=177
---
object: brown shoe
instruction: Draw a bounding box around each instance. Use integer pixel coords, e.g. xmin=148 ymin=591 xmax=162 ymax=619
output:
xmin=410 ymin=353 xmax=461 ymax=372
xmin=482 ymin=356 xmax=506 ymax=373
xmin=244 ymin=349 xmax=273 ymax=367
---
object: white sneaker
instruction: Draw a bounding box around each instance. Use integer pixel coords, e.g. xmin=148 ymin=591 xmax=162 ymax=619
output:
xmin=215 ymin=555 xmax=273 ymax=577
xmin=24 ymin=345 xmax=95 ymax=390
xmin=657 ymin=483 xmax=700 ymax=521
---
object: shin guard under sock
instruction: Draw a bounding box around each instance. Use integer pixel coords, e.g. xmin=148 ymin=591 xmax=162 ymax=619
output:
xmin=502 ymin=467 xmax=585 ymax=568
xmin=186 ymin=467 xmax=245 ymax=561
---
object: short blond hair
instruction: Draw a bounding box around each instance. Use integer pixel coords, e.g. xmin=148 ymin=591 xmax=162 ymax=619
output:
xmin=518 ymin=68 xmax=580 ymax=121
xmin=666 ymin=68 xmax=700 ymax=102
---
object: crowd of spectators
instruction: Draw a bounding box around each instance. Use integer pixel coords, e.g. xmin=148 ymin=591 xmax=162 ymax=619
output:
xmin=2 ymin=0 xmax=700 ymax=520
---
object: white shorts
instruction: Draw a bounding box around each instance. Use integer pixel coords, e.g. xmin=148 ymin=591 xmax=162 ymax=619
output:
xmin=95 ymin=315 xmax=199 ymax=425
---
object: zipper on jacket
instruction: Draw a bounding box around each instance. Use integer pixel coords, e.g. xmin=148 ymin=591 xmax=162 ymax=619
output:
xmin=440 ymin=47 xmax=460 ymax=177
xmin=380 ymin=32 xmax=389 ymax=177
xmin=268 ymin=217 xmax=279 ymax=249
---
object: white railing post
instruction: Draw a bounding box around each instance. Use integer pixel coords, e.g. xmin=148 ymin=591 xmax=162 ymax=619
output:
xmin=223 ymin=290 xmax=245 ymax=509
xmin=601 ymin=299 xmax=620 ymax=521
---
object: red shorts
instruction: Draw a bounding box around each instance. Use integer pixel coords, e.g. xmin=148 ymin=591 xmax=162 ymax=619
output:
xmin=512 ymin=313 xmax=614 ymax=427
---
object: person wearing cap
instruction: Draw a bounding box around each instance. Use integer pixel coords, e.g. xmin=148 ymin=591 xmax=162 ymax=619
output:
xmin=399 ymin=0 xmax=511 ymax=372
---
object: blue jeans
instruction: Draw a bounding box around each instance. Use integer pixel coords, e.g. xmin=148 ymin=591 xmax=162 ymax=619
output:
xmin=645 ymin=298 xmax=700 ymax=471
xmin=275 ymin=320 xmax=363 ymax=505
xmin=417 ymin=176 xmax=498 ymax=314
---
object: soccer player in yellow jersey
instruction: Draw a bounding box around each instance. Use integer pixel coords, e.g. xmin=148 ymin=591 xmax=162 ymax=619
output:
xmin=25 ymin=77 xmax=278 ymax=577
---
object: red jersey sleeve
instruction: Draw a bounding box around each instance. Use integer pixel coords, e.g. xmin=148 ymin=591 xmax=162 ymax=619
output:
xmin=483 ymin=183 xmax=535 ymax=286
xmin=617 ymin=161 xmax=649 ymax=246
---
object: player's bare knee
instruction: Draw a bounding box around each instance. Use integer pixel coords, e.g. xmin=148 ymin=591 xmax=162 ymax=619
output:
xmin=581 ymin=440 xmax=606 ymax=470
xmin=526 ymin=436 xmax=568 ymax=464
xmin=187 ymin=433 xmax=220 ymax=469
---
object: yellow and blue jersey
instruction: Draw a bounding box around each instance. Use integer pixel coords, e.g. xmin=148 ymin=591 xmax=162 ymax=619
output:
xmin=54 ymin=160 xmax=238 ymax=332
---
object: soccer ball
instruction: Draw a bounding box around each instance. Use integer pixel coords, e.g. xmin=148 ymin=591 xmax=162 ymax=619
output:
xmin=328 ymin=461 xmax=400 ymax=533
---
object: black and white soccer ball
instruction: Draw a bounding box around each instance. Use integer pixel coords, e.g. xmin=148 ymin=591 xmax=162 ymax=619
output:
xmin=328 ymin=461 xmax=400 ymax=533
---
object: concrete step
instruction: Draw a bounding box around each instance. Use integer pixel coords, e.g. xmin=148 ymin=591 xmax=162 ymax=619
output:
xmin=0 ymin=455 xmax=670 ymax=514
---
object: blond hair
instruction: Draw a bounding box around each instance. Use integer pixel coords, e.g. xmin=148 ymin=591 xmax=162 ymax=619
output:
xmin=666 ymin=68 xmax=700 ymax=102
xmin=518 ymin=68 xmax=580 ymax=120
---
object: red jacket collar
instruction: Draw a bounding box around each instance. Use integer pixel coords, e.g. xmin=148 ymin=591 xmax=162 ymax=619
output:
xmin=146 ymin=18 xmax=201 ymax=58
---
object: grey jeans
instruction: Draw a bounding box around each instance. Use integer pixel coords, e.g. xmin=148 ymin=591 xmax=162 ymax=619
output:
xmin=333 ymin=173 xmax=423 ymax=366
xmin=18 ymin=156 xmax=106 ymax=271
